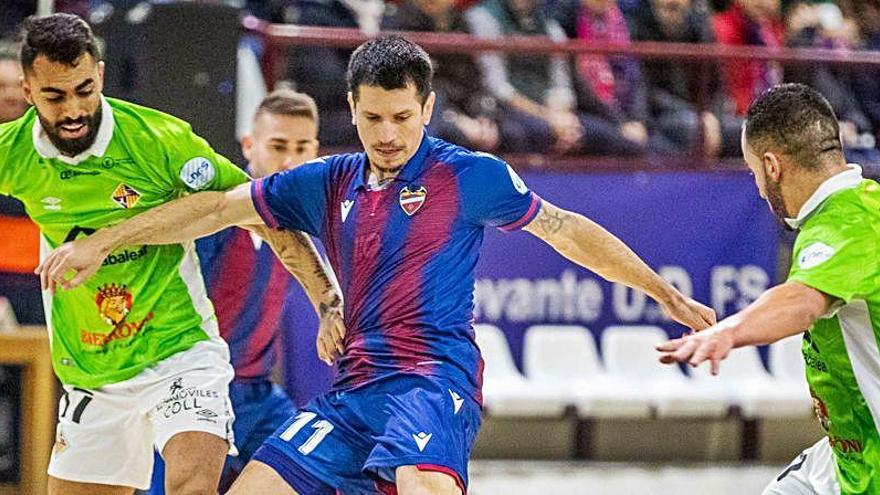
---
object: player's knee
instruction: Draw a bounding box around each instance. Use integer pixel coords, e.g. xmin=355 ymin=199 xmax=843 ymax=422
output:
xmin=162 ymin=431 xmax=227 ymax=495
xmin=395 ymin=466 xmax=462 ymax=495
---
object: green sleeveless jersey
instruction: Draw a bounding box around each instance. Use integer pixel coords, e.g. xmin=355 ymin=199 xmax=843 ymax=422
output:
xmin=0 ymin=97 xmax=249 ymax=388
xmin=787 ymin=165 xmax=880 ymax=494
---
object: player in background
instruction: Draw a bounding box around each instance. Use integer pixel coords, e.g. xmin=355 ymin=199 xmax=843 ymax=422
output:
xmin=38 ymin=36 xmax=716 ymax=495
xmin=658 ymin=83 xmax=880 ymax=495
xmin=0 ymin=49 xmax=28 ymax=123
xmin=145 ymin=89 xmax=338 ymax=494
xmin=0 ymin=14 xmax=340 ymax=495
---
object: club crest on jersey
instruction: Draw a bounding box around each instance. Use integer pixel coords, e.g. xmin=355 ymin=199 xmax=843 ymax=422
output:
xmin=95 ymin=283 xmax=132 ymax=327
xmin=399 ymin=185 xmax=427 ymax=216
xmin=111 ymin=183 xmax=141 ymax=209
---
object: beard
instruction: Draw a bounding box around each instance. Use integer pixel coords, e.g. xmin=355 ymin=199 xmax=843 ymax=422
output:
xmin=765 ymin=177 xmax=794 ymax=231
xmin=37 ymin=104 xmax=103 ymax=157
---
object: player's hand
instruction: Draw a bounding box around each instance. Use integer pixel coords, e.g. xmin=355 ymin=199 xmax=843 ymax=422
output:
xmin=659 ymin=295 xmax=717 ymax=331
xmin=34 ymin=235 xmax=110 ymax=293
xmin=316 ymin=296 xmax=345 ymax=365
xmin=656 ymin=325 xmax=735 ymax=375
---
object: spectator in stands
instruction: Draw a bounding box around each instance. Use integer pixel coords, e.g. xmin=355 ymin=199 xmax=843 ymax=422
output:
xmin=783 ymin=1 xmax=878 ymax=162
xmin=383 ymin=0 xmax=501 ymax=151
xmin=1 ymin=0 xmax=34 ymax=39
xmin=0 ymin=49 xmax=27 ymax=124
xmin=55 ymin=0 xmax=91 ymax=18
xmin=850 ymin=0 xmax=880 ymax=138
xmin=282 ymin=0 xmax=385 ymax=147
xmin=713 ymin=0 xmax=784 ymax=116
xmin=630 ymin=0 xmax=742 ymax=157
xmin=552 ymin=0 xmax=680 ymax=154
xmin=465 ymin=0 xmax=646 ymax=156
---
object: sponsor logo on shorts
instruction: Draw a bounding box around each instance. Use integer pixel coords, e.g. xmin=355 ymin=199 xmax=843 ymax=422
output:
xmin=111 ymin=183 xmax=141 ymax=209
xmin=52 ymin=427 xmax=69 ymax=458
xmin=195 ymin=408 xmax=219 ymax=423
xmin=399 ymin=185 xmax=427 ymax=216
xmin=180 ymin=157 xmax=215 ymax=190
xmin=169 ymin=377 xmax=184 ymax=395
xmin=157 ymin=384 xmax=221 ymax=420
xmin=412 ymin=432 xmax=433 ymax=452
xmin=449 ymin=389 xmax=464 ymax=415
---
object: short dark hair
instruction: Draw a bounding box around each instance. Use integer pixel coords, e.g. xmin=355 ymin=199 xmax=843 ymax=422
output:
xmin=346 ymin=35 xmax=433 ymax=104
xmin=744 ymin=83 xmax=843 ymax=169
xmin=20 ymin=14 xmax=100 ymax=72
xmin=256 ymin=89 xmax=319 ymax=127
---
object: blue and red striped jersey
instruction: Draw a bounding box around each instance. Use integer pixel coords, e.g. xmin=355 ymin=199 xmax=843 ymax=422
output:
xmin=251 ymin=134 xmax=541 ymax=404
xmin=196 ymin=228 xmax=293 ymax=380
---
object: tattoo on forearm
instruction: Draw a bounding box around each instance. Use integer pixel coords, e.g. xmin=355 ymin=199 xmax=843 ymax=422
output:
xmin=258 ymin=227 xmax=338 ymax=301
xmin=538 ymin=209 xmax=568 ymax=235
xmin=291 ymin=230 xmax=311 ymax=249
xmin=319 ymin=295 xmax=342 ymax=318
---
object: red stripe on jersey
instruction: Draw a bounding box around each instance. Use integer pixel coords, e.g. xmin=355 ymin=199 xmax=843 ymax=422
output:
xmin=379 ymin=163 xmax=460 ymax=373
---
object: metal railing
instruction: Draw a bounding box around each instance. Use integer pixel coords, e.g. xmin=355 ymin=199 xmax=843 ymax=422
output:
xmin=245 ymin=17 xmax=880 ymax=171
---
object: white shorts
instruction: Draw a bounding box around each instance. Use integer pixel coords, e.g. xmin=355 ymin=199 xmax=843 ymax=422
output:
xmin=762 ymin=438 xmax=840 ymax=495
xmin=47 ymin=339 xmax=236 ymax=489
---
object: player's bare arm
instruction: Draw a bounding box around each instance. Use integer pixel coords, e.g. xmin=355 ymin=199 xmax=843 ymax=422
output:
xmin=36 ymin=181 xmax=259 ymax=292
xmin=656 ymin=281 xmax=832 ymax=374
xmin=36 ymin=181 xmax=348 ymax=362
xmin=249 ymin=225 xmax=346 ymax=364
xmin=523 ymin=200 xmax=716 ymax=331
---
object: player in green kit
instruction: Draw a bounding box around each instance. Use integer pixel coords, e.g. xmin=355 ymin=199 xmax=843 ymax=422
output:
xmin=0 ymin=14 xmax=342 ymax=495
xmin=658 ymin=83 xmax=880 ymax=494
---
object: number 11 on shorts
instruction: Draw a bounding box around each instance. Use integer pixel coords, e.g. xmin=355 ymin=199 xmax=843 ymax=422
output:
xmin=279 ymin=411 xmax=334 ymax=455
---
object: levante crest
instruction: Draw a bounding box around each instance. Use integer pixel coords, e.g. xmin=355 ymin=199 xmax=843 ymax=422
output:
xmin=399 ymin=185 xmax=427 ymax=216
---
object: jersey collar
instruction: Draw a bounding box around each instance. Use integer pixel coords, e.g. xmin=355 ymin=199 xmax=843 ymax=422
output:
xmin=354 ymin=131 xmax=433 ymax=190
xmin=784 ymin=163 xmax=864 ymax=230
xmin=33 ymin=95 xmax=115 ymax=165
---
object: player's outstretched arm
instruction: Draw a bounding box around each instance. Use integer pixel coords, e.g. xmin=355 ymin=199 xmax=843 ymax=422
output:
xmin=656 ymin=281 xmax=831 ymax=375
xmin=249 ymin=225 xmax=345 ymax=364
xmin=523 ymin=200 xmax=716 ymax=331
xmin=36 ymin=182 xmax=261 ymax=292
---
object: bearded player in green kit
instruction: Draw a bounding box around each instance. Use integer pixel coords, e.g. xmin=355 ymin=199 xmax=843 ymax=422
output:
xmin=659 ymin=83 xmax=880 ymax=494
xmin=0 ymin=14 xmax=342 ymax=495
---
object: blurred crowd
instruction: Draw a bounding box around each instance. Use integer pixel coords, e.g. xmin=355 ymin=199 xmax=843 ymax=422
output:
xmin=257 ymin=0 xmax=880 ymax=162
xmin=3 ymin=0 xmax=880 ymax=160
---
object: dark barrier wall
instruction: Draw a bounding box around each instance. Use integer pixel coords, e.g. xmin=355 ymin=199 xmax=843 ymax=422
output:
xmin=282 ymin=170 xmax=780 ymax=404
xmin=98 ymin=2 xmax=241 ymax=162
